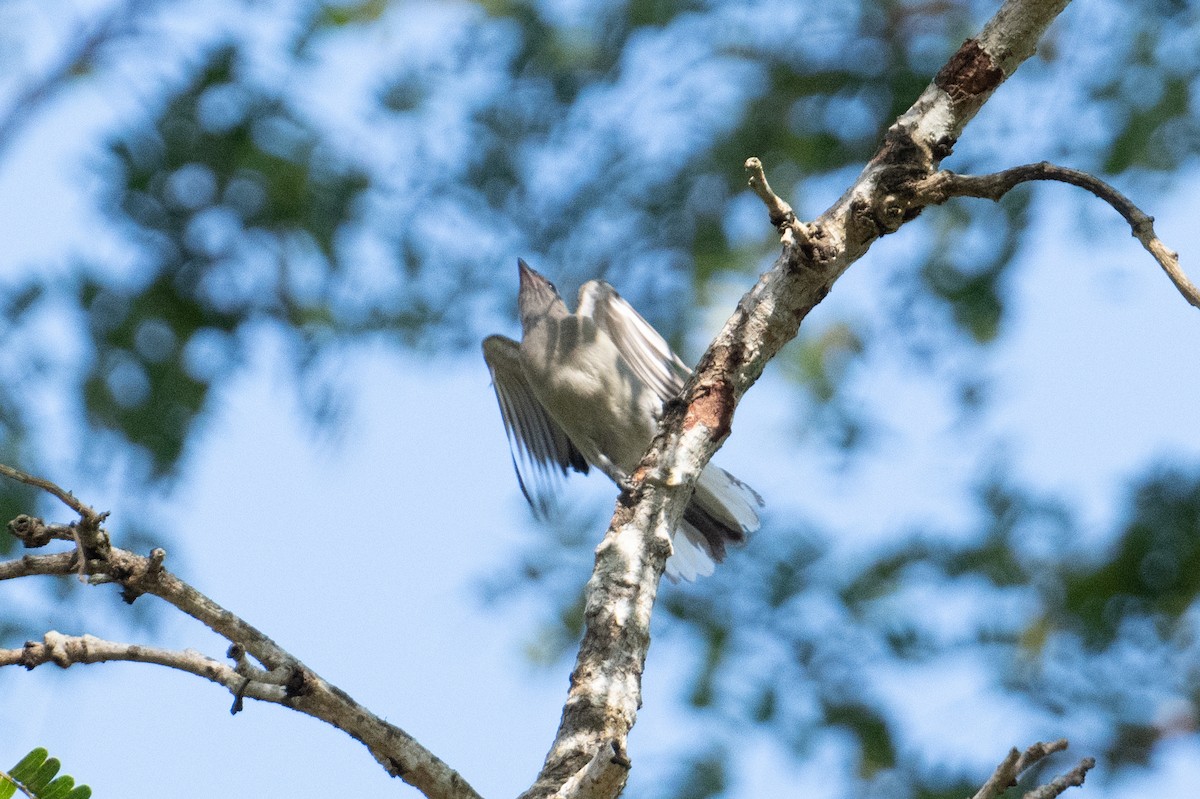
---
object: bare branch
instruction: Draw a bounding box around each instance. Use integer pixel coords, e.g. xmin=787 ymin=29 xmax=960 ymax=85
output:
xmin=6 ymin=515 xmax=77 ymax=549
xmin=972 ymin=740 xmax=1093 ymax=799
xmin=0 ymin=465 xmax=110 ymax=558
xmin=0 ymin=551 xmax=79 ymax=582
xmin=0 ymin=466 xmax=482 ymax=799
xmin=1014 ymin=739 xmax=1070 ymax=775
xmin=2 ymin=632 xmax=288 ymax=704
xmin=974 ymin=740 xmax=1072 ymax=799
xmin=1023 ymin=758 xmax=1096 ymax=799
xmin=974 ymin=747 xmax=1021 ymax=799
xmin=521 ymin=2 xmax=1077 ymax=799
xmin=743 ymin=157 xmax=811 ymax=249
xmin=913 ymin=164 xmax=1199 ymax=309
xmin=0 ymin=464 xmax=96 ymax=522
xmin=551 ymin=742 xmax=631 ymax=799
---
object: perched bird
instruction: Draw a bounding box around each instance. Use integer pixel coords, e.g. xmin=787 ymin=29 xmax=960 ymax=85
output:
xmin=482 ymin=259 xmax=762 ymax=581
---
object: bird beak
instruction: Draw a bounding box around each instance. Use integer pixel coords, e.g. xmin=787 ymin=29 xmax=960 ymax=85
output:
xmin=518 ymin=258 xmax=540 ymax=287
xmin=515 ymin=258 xmax=563 ymax=332
xmin=518 ymin=258 xmax=557 ymax=296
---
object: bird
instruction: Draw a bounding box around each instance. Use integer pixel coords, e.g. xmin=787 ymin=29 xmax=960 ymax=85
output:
xmin=482 ymin=259 xmax=762 ymax=581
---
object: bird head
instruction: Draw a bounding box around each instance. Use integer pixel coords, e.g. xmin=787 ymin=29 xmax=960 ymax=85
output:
xmin=517 ymin=259 xmax=566 ymax=333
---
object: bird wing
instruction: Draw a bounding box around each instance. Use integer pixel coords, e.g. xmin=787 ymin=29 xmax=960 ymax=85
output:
xmin=576 ymin=281 xmax=691 ymax=404
xmin=482 ymin=335 xmax=589 ymax=517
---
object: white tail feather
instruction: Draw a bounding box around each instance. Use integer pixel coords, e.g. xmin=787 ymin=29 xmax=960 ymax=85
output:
xmin=666 ymin=524 xmax=717 ymax=582
xmin=695 ymin=466 xmax=763 ymax=534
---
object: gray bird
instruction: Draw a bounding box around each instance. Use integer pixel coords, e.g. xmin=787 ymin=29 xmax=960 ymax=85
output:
xmin=482 ymin=259 xmax=762 ymax=581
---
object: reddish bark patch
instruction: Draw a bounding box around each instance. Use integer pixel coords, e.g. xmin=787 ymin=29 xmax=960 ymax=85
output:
xmin=935 ymin=39 xmax=1003 ymax=102
xmin=683 ymin=380 xmax=734 ymax=442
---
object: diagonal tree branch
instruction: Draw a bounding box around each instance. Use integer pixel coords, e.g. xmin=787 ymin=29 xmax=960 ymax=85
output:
xmin=520 ymin=2 xmax=1079 ymax=798
xmin=0 ymin=464 xmax=95 ymax=519
xmin=912 ymin=163 xmax=1199 ymax=308
xmin=0 ymin=467 xmax=482 ymax=799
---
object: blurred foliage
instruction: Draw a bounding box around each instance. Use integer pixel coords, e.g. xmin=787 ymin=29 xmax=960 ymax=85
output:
xmin=500 ymin=464 xmax=1200 ymax=794
xmin=0 ymin=0 xmax=1198 ymax=796
xmin=663 ymin=749 xmax=726 ymax=799
xmin=1059 ymin=466 xmax=1200 ymax=646
xmin=81 ymin=46 xmax=369 ymax=475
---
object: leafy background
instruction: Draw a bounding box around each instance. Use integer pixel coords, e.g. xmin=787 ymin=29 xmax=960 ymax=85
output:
xmin=1 ymin=0 xmax=1199 ymax=797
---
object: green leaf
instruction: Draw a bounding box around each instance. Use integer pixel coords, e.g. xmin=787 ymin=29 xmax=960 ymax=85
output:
xmin=40 ymin=775 xmax=76 ymax=799
xmin=25 ymin=757 xmax=60 ymax=793
xmin=8 ymin=748 xmax=47 ymax=783
xmin=2 ymin=749 xmax=91 ymax=799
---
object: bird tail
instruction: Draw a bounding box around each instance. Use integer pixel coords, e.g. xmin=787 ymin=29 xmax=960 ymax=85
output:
xmin=665 ymin=467 xmax=762 ymax=582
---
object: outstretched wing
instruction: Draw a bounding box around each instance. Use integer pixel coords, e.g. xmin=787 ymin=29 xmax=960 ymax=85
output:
xmin=576 ymin=281 xmax=691 ymax=404
xmin=482 ymin=335 xmax=589 ymax=517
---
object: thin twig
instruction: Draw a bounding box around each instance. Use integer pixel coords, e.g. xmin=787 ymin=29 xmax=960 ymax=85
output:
xmin=1023 ymin=758 xmax=1095 ymax=799
xmin=972 ymin=740 xmax=1093 ymax=799
xmin=744 ymin=157 xmax=811 ymax=249
xmin=1014 ymin=739 xmax=1070 ymax=775
xmin=0 ymin=464 xmax=110 ymax=560
xmin=0 ymin=464 xmax=94 ymax=519
xmin=913 ymin=163 xmax=1199 ymax=309
xmin=0 ymin=551 xmax=80 ymax=582
xmin=974 ymin=747 xmax=1021 ymax=799
xmin=6 ymin=515 xmax=75 ymax=548
xmin=0 ymin=613 xmax=483 ymax=799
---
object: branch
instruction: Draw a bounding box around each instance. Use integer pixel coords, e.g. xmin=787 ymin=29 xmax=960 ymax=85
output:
xmin=2 ymin=631 xmax=288 ymax=705
xmin=550 ymin=742 xmax=631 ymax=799
xmin=1024 ymin=758 xmax=1096 ymax=799
xmin=0 ymin=551 xmax=78 ymax=582
xmin=913 ymin=163 xmax=1199 ymax=309
xmin=1014 ymin=739 xmax=1070 ymax=776
xmin=521 ymin=2 xmax=1076 ymax=798
xmin=0 ymin=464 xmax=110 ymax=558
xmin=971 ymin=739 xmax=1093 ymax=799
xmin=975 ymin=740 xmax=1061 ymax=799
xmin=744 ymin=156 xmax=811 ymax=249
xmin=0 ymin=468 xmax=482 ymax=799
